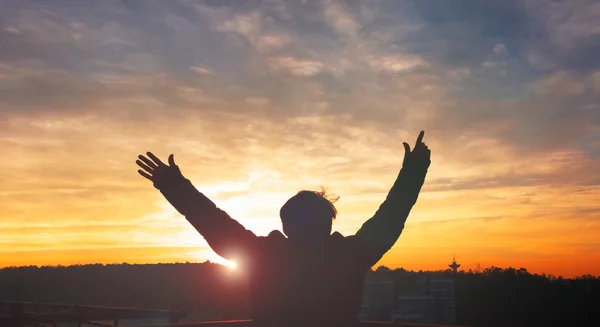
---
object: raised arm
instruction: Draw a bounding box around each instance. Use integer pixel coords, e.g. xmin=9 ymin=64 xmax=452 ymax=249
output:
xmin=351 ymin=131 xmax=431 ymax=267
xmin=136 ymin=152 xmax=257 ymax=262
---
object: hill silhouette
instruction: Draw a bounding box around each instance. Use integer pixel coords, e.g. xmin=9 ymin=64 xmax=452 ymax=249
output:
xmin=1 ymin=263 xmax=598 ymax=326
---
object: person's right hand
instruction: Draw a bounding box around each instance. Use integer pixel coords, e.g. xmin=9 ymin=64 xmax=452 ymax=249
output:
xmin=136 ymin=152 xmax=183 ymax=189
xmin=402 ymin=131 xmax=431 ymax=170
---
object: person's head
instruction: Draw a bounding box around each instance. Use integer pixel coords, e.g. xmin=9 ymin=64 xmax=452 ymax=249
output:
xmin=280 ymin=188 xmax=339 ymax=240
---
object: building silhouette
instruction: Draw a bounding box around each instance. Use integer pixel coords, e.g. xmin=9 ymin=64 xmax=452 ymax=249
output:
xmin=449 ymin=255 xmax=461 ymax=273
xmin=392 ymin=276 xmax=456 ymax=325
xmin=359 ymin=278 xmax=395 ymax=321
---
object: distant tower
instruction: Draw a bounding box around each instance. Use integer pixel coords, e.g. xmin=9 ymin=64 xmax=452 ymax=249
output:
xmin=449 ymin=255 xmax=461 ymax=273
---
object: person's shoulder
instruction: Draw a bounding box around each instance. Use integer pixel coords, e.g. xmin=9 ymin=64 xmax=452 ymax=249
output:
xmin=331 ymin=231 xmax=345 ymax=239
xmin=258 ymin=230 xmax=286 ymax=243
xmin=331 ymin=231 xmax=352 ymax=244
xmin=269 ymin=230 xmax=286 ymax=238
xmin=330 ymin=232 xmax=360 ymax=257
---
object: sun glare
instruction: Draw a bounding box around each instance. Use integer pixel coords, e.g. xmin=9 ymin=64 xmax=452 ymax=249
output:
xmin=222 ymin=260 xmax=237 ymax=270
xmin=207 ymin=253 xmax=237 ymax=270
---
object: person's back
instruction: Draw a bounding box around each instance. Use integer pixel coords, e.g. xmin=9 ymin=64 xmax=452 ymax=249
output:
xmin=135 ymin=131 xmax=431 ymax=326
xmin=250 ymin=231 xmax=368 ymax=326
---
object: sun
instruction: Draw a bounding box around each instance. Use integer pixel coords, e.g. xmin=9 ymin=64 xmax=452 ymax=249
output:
xmin=207 ymin=253 xmax=237 ymax=270
xmin=220 ymin=259 xmax=238 ymax=270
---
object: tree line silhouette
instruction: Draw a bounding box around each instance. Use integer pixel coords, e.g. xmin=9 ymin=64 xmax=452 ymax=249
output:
xmin=1 ymin=262 xmax=598 ymax=326
xmin=372 ymin=265 xmax=599 ymax=327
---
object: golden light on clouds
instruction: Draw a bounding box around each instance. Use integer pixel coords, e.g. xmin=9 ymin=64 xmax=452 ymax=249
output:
xmin=2 ymin=110 xmax=599 ymax=277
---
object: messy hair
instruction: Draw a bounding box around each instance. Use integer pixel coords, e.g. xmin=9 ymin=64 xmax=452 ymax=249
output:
xmin=280 ymin=186 xmax=340 ymax=221
xmin=312 ymin=186 xmax=340 ymax=219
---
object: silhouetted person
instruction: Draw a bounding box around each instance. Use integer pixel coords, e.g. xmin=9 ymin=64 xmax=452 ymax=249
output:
xmin=136 ymin=131 xmax=431 ymax=327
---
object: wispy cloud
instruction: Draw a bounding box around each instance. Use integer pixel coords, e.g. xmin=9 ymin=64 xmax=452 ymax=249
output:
xmin=363 ymin=54 xmax=429 ymax=73
xmin=323 ymin=0 xmax=361 ymax=38
xmin=266 ymin=56 xmax=325 ymax=76
xmin=190 ymin=66 xmax=215 ymax=76
xmin=217 ymin=11 xmax=262 ymax=41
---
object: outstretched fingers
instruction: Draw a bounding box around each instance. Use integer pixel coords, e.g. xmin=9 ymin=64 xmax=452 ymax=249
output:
xmin=138 ymin=169 xmax=153 ymax=181
xmin=414 ymin=130 xmax=425 ymax=149
xmin=138 ymin=155 xmax=157 ymax=169
xmin=403 ymin=142 xmax=411 ymax=155
xmin=136 ymin=159 xmax=155 ymax=174
xmin=146 ymin=152 xmax=166 ymax=167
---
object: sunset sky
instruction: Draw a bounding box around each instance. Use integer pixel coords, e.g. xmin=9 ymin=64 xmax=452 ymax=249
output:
xmin=1 ymin=0 xmax=599 ymax=277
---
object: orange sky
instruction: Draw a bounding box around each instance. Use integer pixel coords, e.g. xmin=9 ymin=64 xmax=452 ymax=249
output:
xmin=1 ymin=0 xmax=600 ymax=277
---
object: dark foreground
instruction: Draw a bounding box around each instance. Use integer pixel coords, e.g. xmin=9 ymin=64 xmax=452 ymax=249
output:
xmin=0 ymin=263 xmax=598 ymax=327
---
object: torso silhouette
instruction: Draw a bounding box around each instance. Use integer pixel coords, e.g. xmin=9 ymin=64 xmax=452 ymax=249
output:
xmin=249 ymin=231 xmax=369 ymax=326
xmin=157 ymin=163 xmax=427 ymax=327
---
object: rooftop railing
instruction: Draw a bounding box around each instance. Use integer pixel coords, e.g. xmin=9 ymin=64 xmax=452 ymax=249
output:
xmin=0 ymin=301 xmax=464 ymax=327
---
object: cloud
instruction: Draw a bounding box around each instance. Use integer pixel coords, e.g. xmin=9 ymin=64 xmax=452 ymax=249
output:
xmin=581 ymin=131 xmax=600 ymax=157
xmin=4 ymin=26 xmax=20 ymax=34
xmin=530 ymin=0 xmax=600 ymax=49
xmin=256 ymin=34 xmax=291 ymax=52
xmin=264 ymin=0 xmax=293 ymax=21
xmin=530 ymin=71 xmax=586 ymax=96
xmin=267 ymin=56 xmax=325 ymax=76
xmin=216 ymin=11 xmax=261 ymax=42
xmin=323 ymin=0 xmax=361 ymax=38
xmin=363 ymin=54 xmax=429 ymax=73
xmin=0 ymin=65 xmax=227 ymax=114
xmin=493 ymin=43 xmax=508 ymax=55
xmin=245 ymin=97 xmax=270 ymax=106
xmin=190 ymin=65 xmax=215 ymax=75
